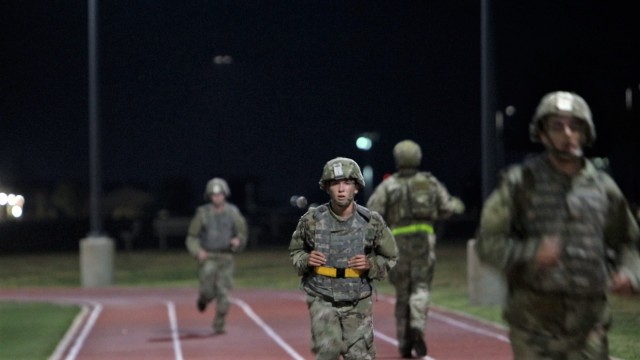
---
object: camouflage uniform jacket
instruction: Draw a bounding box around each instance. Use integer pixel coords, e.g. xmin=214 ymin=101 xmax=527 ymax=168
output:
xmin=186 ymin=202 xmax=248 ymax=256
xmin=476 ymin=154 xmax=640 ymax=295
xmin=289 ymin=202 xmax=398 ymax=301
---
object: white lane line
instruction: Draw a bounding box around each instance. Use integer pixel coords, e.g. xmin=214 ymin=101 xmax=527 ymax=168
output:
xmin=49 ymin=305 xmax=89 ymax=360
xmin=429 ymin=312 xmax=509 ymax=343
xmin=232 ymin=298 xmax=305 ymax=360
xmin=166 ymin=301 xmax=184 ymax=360
xmin=374 ymin=329 xmax=436 ymax=360
xmin=377 ymin=294 xmax=509 ymax=343
xmin=64 ymin=302 xmax=102 ymax=360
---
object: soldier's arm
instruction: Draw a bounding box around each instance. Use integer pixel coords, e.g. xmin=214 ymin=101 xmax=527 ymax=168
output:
xmin=289 ymin=213 xmax=314 ymax=276
xmin=604 ymin=177 xmax=640 ymax=292
xmin=475 ymin=170 xmax=540 ymax=271
xmin=185 ymin=208 xmax=205 ymax=257
xmin=366 ymin=182 xmax=388 ymax=216
xmin=432 ymin=177 xmax=464 ymax=219
xmin=231 ymin=208 xmax=249 ymax=252
xmin=367 ymin=213 xmax=398 ymax=280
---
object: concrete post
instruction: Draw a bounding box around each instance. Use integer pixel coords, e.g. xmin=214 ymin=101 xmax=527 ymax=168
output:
xmin=80 ymin=236 xmax=115 ymax=287
xmin=467 ymin=239 xmax=506 ymax=306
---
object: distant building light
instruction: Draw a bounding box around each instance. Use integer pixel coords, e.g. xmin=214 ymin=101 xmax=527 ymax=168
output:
xmin=505 ymin=105 xmax=516 ymax=116
xmin=213 ymin=55 xmax=234 ymax=65
xmin=363 ymin=165 xmax=373 ymax=184
xmin=11 ymin=206 xmax=22 ymax=218
xmin=0 ymin=193 xmax=25 ymax=219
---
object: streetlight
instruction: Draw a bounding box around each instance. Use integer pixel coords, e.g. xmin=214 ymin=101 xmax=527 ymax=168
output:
xmin=356 ymin=136 xmax=373 ymax=151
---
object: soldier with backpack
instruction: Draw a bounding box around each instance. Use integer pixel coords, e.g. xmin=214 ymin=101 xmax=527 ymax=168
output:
xmin=367 ymin=140 xmax=465 ymax=358
xmin=475 ymin=91 xmax=640 ymax=359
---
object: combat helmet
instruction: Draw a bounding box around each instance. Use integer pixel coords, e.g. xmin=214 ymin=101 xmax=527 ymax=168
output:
xmin=318 ymin=157 xmax=365 ymax=190
xmin=393 ymin=140 xmax=422 ymax=169
xmin=204 ymin=177 xmax=230 ymax=198
xmin=530 ymin=91 xmax=596 ymax=146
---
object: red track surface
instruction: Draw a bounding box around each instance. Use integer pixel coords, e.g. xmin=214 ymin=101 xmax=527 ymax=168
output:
xmin=0 ymin=288 xmax=512 ymax=359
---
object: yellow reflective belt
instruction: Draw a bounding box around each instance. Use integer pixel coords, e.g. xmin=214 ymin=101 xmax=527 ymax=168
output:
xmin=391 ymin=223 xmax=434 ymax=236
xmin=314 ymin=266 xmax=364 ymax=278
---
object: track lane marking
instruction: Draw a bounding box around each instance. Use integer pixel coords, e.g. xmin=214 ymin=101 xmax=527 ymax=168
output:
xmin=232 ymin=297 xmax=305 ymax=360
xmin=63 ymin=301 xmax=102 ymax=360
xmin=374 ymin=330 xmax=435 ymax=360
xmin=49 ymin=305 xmax=89 ymax=360
xmin=377 ymin=294 xmax=509 ymax=343
xmin=429 ymin=312 xmax=509 ymax=343
xmin=166 ymin=301 xmax=184 ymax=360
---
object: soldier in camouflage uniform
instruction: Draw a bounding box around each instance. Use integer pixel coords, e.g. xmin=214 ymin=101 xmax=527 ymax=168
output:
xmin=366 ymin=140 xmax=465 ymax=358
xmin=475 ymin=91 xmax=640 ymax=359
xmin=289 ymin=157 xmax=398 ymax=360
xmin=186 ymin=177 xmax=248 ymax=334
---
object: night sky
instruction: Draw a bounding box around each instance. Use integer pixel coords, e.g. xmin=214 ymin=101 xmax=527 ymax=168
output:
xmin=2 ymin=1 xmax=639 ymax=214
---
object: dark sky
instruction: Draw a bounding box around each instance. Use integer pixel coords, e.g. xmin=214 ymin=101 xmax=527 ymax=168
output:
xmin=2 ymin=1 xmax=639 ymax=211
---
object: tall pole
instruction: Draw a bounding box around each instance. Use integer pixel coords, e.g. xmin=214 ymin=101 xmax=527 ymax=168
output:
xmin=81 ymin=0 xmax=114 ymax=288
xmin=88 ymin=0 xmax=102 ymax=235
xmin=480 ymin=0 xmax=496 ymax=200
xmin=472 ymin=1 xmax=507 ymax=307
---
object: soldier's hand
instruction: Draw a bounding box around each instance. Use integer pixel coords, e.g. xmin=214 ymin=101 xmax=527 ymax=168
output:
xmin=230 ymin=237 xmax=241 ymax=250
xmin=611 ymin=272 xmax=635 ymax=295
xmin=348 ymin=254 xmax=370 ymax=270
xmin=451 ymin=197 xmax=465 ymax=214
xmin=535 ymin=236 xmax=562 ymax=268
xmin=197 ymin=249 xmax=209 ymax=262
xmin=308 ymin=250 xmax=326 ymax=267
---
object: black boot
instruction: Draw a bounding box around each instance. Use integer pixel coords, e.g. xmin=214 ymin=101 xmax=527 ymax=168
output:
xmin=411 ymin=328 xmax=427 ymax=357
xmin=196 ymin=296 xmax=207 ymax=312
xmin=399 ymin=345 xmax=413 ymax=358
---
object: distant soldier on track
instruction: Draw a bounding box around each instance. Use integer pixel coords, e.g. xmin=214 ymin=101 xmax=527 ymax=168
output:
xmin=186 ymin=177 xmax=248 ymax=334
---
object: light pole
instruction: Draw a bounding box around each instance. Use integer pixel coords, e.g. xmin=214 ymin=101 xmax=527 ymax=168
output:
xmin=480 ymin=0 xmax=497 ymax=200
xmin=80 ymin=0 xmax=114 ymax=288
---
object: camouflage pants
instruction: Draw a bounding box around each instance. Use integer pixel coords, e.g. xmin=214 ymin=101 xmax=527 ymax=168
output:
xmin=388 ymin=233 xmax=435 ymax=350
xmin=306 ymin=295 xmax=375 ymax=360
xmin=505 ymin=289 xmax=611 ymax=360
xmin=199 ymin=253 xmax=234 ymax=328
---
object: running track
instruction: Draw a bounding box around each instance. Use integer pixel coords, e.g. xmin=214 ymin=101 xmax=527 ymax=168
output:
xmin=0 ymin=288 xmax=512 ymax=359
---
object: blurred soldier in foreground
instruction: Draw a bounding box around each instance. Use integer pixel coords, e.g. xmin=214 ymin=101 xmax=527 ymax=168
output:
xmin=367 ymin=140 xmax=465 ymax=358
xmin=289 ymin=157 xmax=398 ymax=360
xmin=475 ymin=91 xmax=640 ymax=359
xmin=186 ymin=177 xmax=248 ymax=334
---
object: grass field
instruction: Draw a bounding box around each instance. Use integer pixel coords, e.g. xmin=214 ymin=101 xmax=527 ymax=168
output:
xmin=1 ymin=244 xmax=639 ymax=359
